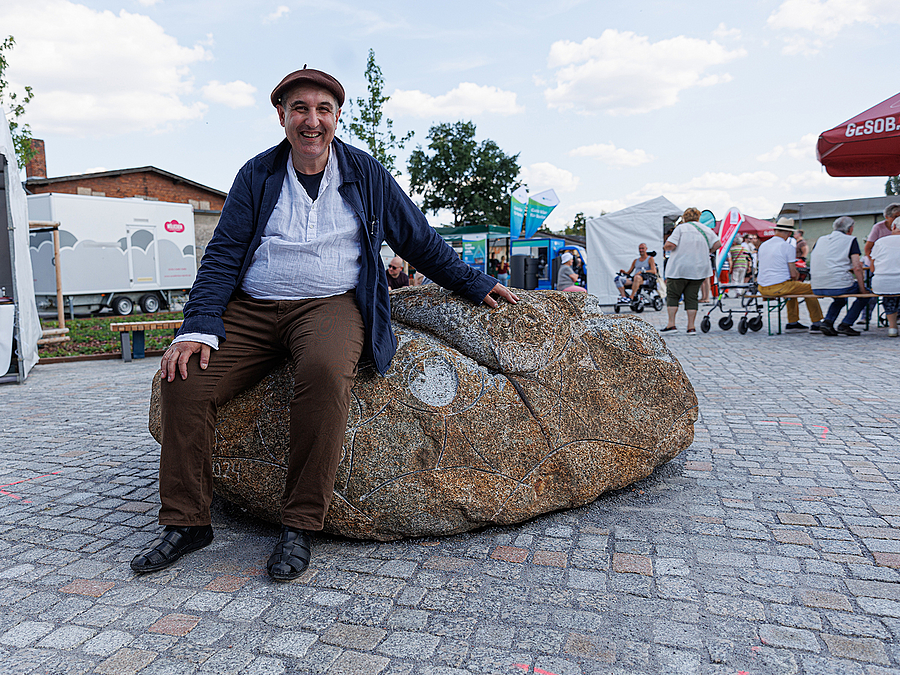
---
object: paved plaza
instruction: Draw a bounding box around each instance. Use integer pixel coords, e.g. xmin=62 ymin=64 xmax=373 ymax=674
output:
xmin=0 ymin=298 xmax=898 ymax=675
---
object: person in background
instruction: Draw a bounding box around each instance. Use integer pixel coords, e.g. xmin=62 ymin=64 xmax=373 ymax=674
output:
xmin=863 ymin=202 xmax=900 ymax=263
xmin=810 ymin=216 xmax=869 ymax=336
xmin=619 ymin=243 xmax=657 ymax=302
xmin=729 ymin=234 xmax=751 ymax=291
xmin=755 ymin=218 xmax=825 ymax=333
xmin=660 ymin=208 xmax=721 ymax=334
xmin=557 ymin=251 xmax=586 ymax=292
xmin=497 ymin=256 xmax=510 ymax=286
xmin=795 ymin=229 xmax=809 ymax=261
xmin=386 ymin=256 xmax=409 ymax=290
xmin=870 ymin=225 xmax=900 ymax=337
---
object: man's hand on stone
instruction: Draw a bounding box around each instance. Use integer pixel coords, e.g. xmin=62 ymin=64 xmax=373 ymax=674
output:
xmin=483 ymin=283 xmax=519 ymax=309
xmin=161 ymin=341 xmax=211 ymax=382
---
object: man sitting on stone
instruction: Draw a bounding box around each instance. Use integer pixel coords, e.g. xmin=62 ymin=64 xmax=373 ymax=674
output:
xmin=810 ymin=216 xmax=869 ymax=336
xmin=386 ymin=256 xmax=409 ymax=289
xmin=130 ymin=67 xmax=517 ymax=581
xmin=756 ymin=217 xmax=825 ymax=333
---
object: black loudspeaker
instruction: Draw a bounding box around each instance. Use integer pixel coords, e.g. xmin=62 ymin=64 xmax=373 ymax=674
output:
xmin=510 ymin=254 xmax=527 ymax=289
xmin=524 ymin=256 xmax=539 ymax=290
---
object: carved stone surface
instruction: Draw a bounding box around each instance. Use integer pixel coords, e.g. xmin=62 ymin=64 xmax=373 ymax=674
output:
xmin=149 ymin=286 xmax=698 ymax=541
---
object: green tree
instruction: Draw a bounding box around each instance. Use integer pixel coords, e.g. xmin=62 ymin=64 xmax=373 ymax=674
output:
xmin=565 ymin=212 xmax=587 ymax=237
xmin=341 ymin=49 xmax=412 ymax=176
xmin=0 ymin=36 xmax=36 ymax=168
xmin=407 ymin=121 xmax=520 ymax=227
xmin=887 ymin=175 xmax=900 ymax=196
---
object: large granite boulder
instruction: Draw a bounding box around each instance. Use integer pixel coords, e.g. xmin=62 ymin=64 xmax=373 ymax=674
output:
xmin=149 ymin=286 xmax=697 ymax=541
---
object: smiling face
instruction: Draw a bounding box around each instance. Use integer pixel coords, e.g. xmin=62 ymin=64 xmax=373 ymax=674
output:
xmin=638 ymin=243 xmax=648 ymax=257
xmin=277 ymin=84 xmax=341 ymax=174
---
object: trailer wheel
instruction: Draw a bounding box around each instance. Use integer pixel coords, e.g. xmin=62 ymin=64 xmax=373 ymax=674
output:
xmin=113 ymin=296 xmax=134 ymax=316
xmin=139 ymin=293 xmax=160 ymax=313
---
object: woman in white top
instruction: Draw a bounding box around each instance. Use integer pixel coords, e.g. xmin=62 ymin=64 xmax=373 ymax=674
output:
xmin=870 ymin=229 xmax=900 ymax=337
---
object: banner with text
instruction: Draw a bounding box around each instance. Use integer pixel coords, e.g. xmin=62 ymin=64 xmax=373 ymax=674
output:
xmin=522 ymin=189 xmax=560 ymax=240
xmin=509 ymin=186 xmax=528 ymax=240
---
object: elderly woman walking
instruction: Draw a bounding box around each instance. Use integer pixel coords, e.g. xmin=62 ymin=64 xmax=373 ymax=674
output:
xmin=660 ymin=208 xmax=721 ymax=334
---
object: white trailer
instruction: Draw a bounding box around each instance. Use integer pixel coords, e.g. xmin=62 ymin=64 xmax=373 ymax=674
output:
xmin=28 ymin=193 xmax=197 ymax=316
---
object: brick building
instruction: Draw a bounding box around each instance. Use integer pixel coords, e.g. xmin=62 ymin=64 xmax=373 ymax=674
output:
xmin=24 ymin=139 xmax=226 ymax=261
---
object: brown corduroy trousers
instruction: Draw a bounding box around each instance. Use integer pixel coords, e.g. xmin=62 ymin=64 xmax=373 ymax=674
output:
xmin=157 ymin=291 xmax=365 ymax=531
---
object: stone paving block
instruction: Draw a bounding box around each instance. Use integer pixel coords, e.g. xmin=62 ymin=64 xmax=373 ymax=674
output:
xmin=321 ymin=622 xmax=386 ymax=650
xmin=822 ymin=633 xmax=890 ymax=665
xmin=800 ymin=588 xmax=854 ymax=611
xmin=218 ymin=597 xmax=270 ymax=621
xmin=778 ymin=513 xmax=818 ymax=526
xmin=0 ymin=621 xmax=54 ymax=647
xmin=704 ymin=593 xmax=765 ymax=621
xmin=825 ymin=611 xmax=891 ymax=639
xmin=857 ymin=597 xmax=900 ymax=618
xmin=759 ymin=624 xmax=820 ymax=652
xmin=196 ymin=647 xmax=256 ymax=673
xmin=490 ymin=546 xmax=529 ymax=563
xmin=533 ymin=551 xmax=567 ymax=568
xmin=148 ymin=613 xmax=200 ymax=636
xmin=873 ymin=551 xmax=900 ymax=568
xmin=845 ymin=579 xmax=900 ymax=600
xmin=376 ymin=631 xmax=440 ymax=660
xmin=140 ymin=657 xmax=200 ymax=675
xmin=35 ymin=624 xmax=96 ymax=649
xmin=96 ymin=647 xmax=157 ymax=675
xmin=329 ymin=650 xmax=390 ymax=675
xmin=612 ymin=553 xmax=652 ymax=575
xmin=82 ymin=629 xmax=134 ymax=656
xmin=262 ymin=630 xmax=318 ymax=658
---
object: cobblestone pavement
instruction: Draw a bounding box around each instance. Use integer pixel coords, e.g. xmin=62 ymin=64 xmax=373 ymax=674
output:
xmin=0 ymin=297 xmax=898 ymax=675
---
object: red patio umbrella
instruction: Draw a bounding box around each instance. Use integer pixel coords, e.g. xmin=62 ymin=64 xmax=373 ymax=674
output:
xmin=816 ymin=92 xmax=900 ymax=177
xmin=715 ymin=214 xmax=775 ymax=241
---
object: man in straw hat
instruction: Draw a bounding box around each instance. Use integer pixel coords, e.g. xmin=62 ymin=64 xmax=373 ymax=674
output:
xmin=756 ymin=217 xmax=825 ymax=332
xmin=130 ymin=67 xmax=519 ymax=581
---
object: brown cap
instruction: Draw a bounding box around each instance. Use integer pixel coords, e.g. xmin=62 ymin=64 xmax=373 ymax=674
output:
xmin=270 ymin=67 xmax=345 ymax=108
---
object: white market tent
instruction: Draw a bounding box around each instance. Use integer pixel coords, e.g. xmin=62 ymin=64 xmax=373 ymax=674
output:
xmin=585 ymin=196 xmax=682 ymax=305
xmin=1 ymin=110 xmax=42 ymax=383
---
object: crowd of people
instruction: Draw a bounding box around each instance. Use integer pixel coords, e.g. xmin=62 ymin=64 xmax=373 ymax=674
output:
xmin=656 ymin=203 xmax=900 ymax=337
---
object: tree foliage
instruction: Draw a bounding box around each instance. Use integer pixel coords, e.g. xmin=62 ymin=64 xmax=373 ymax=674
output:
xmin=407 ymin=121 xmax=520 ymax=227
xmin=341 ymin=49 xmax=412 ymax=176
xmin=887 ymin=175 xmax=900 ymax=196
xmin=0 ymin=36 xmax=36 ymax=168
xmin=565 ymin=212 xmax=587 ymax=237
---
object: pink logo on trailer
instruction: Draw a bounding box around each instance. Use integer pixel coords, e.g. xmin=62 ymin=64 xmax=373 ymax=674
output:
xmin=164 ymin=220 xmax=185 ymax=233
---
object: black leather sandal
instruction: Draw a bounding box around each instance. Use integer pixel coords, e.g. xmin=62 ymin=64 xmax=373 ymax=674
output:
xmin=267 ymin=526 xmax=312 ymax=581
xmin=130 ymin=525 xmax=214 ymax=573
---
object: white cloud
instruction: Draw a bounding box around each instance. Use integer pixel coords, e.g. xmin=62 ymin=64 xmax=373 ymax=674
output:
xmin=570 ymin=143 xmax=653 ymax=167
xmin=263 ymin=5 xmax=290 ymax=23
xmin=768 ymin=0 xmax=900 ymax=53
xmin=0 ymin=0 xmax=211 ymax=135
xmin=757 ymin=133 xmax=818 ymax=162
xmin=519 ymin=162 xmax=580 ymax=193
xmin=713 ymin=23 xmax=742 ymax=41
xmin=201 ymin=80 xmax=258 ymax=108
xmin=136 ymin=0 xmax=161 ymax=5
xmin=386 ymin=83 xmax=523 ymax=118
xmin=543 ymin=30 xmax=746 ymax=115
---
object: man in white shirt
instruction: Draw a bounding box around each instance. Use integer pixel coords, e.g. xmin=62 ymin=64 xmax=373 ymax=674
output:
xmin=756 ymin=218 xmax=824 ymax=332
xmin=130 ymin=68 xmax=518 ymax=581
xmin=810 ymin=216 xmax=869 ymax=336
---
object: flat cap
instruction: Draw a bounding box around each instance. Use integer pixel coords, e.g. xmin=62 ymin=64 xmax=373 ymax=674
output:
xmin=270 ymin=67 xmax=345 ymax=108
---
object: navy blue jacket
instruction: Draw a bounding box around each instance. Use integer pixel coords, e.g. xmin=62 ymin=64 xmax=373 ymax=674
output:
xmin=178 ymin=137 xmax=496 ymax=375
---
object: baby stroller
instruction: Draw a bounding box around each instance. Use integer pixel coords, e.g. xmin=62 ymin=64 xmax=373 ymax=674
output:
xmin=614 ymin=271 xmax=664 ymax=313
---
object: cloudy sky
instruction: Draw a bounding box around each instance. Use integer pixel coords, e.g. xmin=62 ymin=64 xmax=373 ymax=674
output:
xmin=1 ymin=0 xmax=896 ymax=230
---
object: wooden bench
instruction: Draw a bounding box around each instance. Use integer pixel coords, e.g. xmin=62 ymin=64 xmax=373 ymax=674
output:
xmin=110 ymin=320 xmax=183 ymax=362
xmin=744 ymin=294 xmax=880 ymax=335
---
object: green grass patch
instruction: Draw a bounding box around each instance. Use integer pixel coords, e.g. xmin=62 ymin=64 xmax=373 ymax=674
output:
xmin=38 ymin=311 xmax=183 ymax=358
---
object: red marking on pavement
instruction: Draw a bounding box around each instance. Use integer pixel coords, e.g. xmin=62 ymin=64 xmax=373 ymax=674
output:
xmin=811 ymin=425 xmax=829 ymax=439
xmin=510 ymin=665 xmax=559 ymax=675
xmin=0 ymin=472 xmax=60 ymax=502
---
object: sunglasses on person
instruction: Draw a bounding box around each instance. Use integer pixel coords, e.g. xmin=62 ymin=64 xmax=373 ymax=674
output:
xmin=388 ymin=265 xmax=401 ymax=270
